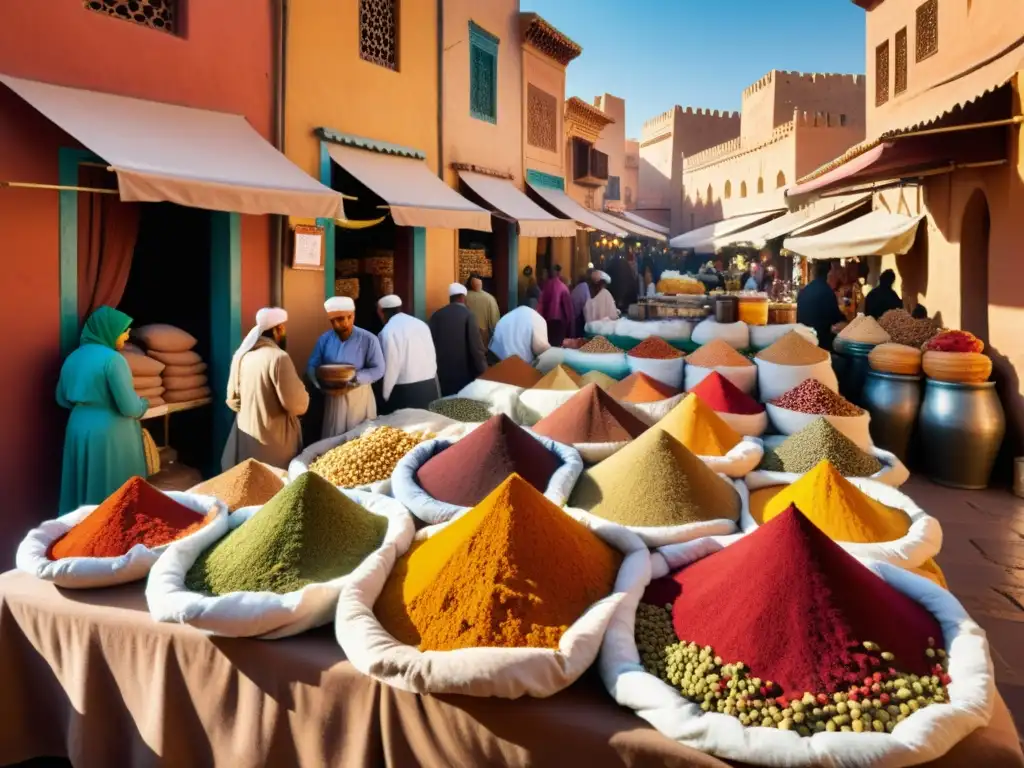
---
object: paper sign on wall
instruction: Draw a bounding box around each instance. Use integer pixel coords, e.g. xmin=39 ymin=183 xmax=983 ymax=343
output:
xmin=292 ymin=225 xmax=324 ymax=270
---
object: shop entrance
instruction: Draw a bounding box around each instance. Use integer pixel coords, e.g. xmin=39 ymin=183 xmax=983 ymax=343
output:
xmin=959 ymin=188 xmax=990 ymax=345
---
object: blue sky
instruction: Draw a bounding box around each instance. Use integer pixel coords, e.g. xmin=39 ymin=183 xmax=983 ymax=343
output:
xmin=524 ymin=0 xmax=867 ymax=138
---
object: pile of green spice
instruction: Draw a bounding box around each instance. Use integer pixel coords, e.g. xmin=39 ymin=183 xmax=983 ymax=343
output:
xmin=185 ymin=471 xmax=388 ymax=595
xmin=759 ymin=418 xmax=883 ymax=477
xmin=428 ymin=397 xmax=492 ymax=423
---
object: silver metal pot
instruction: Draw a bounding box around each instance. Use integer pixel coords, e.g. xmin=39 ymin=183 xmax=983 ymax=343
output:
xmin=832 ymin=338 xmax=876 ymax=407
xmin=918 ymin=379 xmax=1005 ymax=490
xmin=862 ymin=371 xmax=921 ymax=463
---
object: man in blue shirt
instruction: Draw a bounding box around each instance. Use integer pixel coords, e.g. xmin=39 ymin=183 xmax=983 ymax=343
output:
xmin=797 ymin=260 xmax=846 ymax=351
xmin=307 ymin=296 xmax=385 ymax=438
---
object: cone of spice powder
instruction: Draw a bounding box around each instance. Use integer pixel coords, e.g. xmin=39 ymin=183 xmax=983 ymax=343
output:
xmin=570 ymin=427 xmax=740 ymax=528
xmin=644 ymin=504 xmax=943 ymax=699
xmin=531 ymin=364 xmax=584 ymax=391
xmin=656 ymin=394 xmax=742 ymax=457
xmin=185 ymin=472 xmax=388 ymax=595
xmin=375 ymin=473 xmax=622 ymax=650
xmin=686 ymin=339 xmax=753 ymax=369
xmin=414 ymin=414 xmax=562 ymax=508
xmin=581 ymin=370 xmax=618 ymax=391
xmin=49 ymin=476 xmax=211 ymax=560
xmin=759 ymin=460 xmax=910 ymax=543
xmin=759 ymin=418 xmax=882 ymax=477
xmin=478 ymin=356 xmax=544 ymax=388
xmin=755 ymin=330 xmax=830 ymax=365
xmin=533 ymin=384 xmax=647 ymax=446
xmin=189 ymin=459 xmax=285 ymax=512
xmin=608 ymin=372 xmax=680 ymax=403
xmin=689 ymin=371 xmax=763 ymax=415
xmin=628 ymin=337 xmax=684 ymax=360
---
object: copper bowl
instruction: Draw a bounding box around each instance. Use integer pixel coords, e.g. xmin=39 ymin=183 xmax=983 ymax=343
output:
xmin=317 ymin=364 xmax=357 ymax=389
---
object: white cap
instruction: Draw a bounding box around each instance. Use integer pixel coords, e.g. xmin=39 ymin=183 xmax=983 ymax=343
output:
xmin=599 ymin=271 xmax=612 ymax=284
xmin=449 ymin=282 xmax=468 ymax=297
xmin=378 ymin=294 xmax=402 ymax=310
xmin=324 ymin=296 xmax=355 ymax=316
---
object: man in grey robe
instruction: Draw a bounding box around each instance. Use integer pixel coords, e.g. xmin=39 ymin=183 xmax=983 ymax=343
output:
xmin=429 ymin=283 xmax=488 ymax=396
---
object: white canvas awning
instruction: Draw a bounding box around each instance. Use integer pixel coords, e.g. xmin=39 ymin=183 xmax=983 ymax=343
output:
xmin=458 ymin=171 xmax=575 ymax=238
xmin=620 ymin=210 xmax=670 ymax=235
xmin=527 ymin=184 xmax=627 ymax=236
xmin=328 ymin=144 xmax=491 ymax=231
xmin=595 ymin=210 xmax=667 ymax=242
xmin=670 ymin=209 xmax=785 ymax=253
xmin=0 ymin=73 xmax=344 ymax=219
xmin=783 ymin=210 xmax=925 ymax=260
xmin=712 ymin=194 xmax=872 ymax=251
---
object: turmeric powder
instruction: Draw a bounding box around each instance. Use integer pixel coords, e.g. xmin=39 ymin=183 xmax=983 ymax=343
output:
xmin=655 ymin=394 xmax=742 ymax=457
xmin=761 ymin=460 xmax=911 ymax=543
xmin=912 ymin=558 xmax=948 ymax=589
xmin=375 ymin=473 xmax=621 ymax=651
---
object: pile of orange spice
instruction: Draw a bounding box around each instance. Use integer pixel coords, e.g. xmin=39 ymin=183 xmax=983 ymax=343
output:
xmin=375 ymin=474 xmax=621 ymax=650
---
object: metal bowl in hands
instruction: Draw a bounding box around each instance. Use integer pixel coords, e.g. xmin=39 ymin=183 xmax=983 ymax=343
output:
xmin=317 ymin=364 xmax=357 ymax=389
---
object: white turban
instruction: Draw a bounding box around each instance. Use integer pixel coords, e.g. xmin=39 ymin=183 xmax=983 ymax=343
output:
xmin=378 ymin=294 xmax=402 ymax=309
xmin=325 ymin=296 xmax=355 ymax=317
xmin=449 ymin=282 xmax=468 ymax=297
xmin=230 ymin=307 xmax=288 ymax=387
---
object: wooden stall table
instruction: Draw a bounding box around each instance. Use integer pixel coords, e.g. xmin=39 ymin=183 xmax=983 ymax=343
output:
xmin=141 ymin=397 xmax=212 ymax=449
xmin=0 ymin=571 xmax=1021 ymax=768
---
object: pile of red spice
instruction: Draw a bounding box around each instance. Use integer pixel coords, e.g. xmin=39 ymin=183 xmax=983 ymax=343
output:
xmin=49 ymin=476 xmax=211 ymax=559
xmin=415 ymin=414 xmax=561 ymax=507
xmin=628 ymin=337 xmax=684 ymax=360
xmin=533 ymin=383 xmax=648 ymax=444
xmin=773 ymin=378 xmax=864 ymax=417
xmin=689 ymin=371 xmax=764 ymax=415
xmin=643 ymin=504 xmax=943 ymax=699
xmin=608 ymin=372 xmax=679 ymax=403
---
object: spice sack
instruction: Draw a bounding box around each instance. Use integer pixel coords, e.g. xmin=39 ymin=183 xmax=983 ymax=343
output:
xmin=691 ymin=318 xmax=751 ymax=350
xmin=615 ymin=318 xmax=693 ymax=343
xmin=146 ymin=488 xmax=415 ymax=639
xmin=17 ymin=492 xmax=226 ymax=589
xmin=335 ymin=487 xmax=650 ymax=698
xmin=754 ymin=433 xmax=909 ymax=488
xmin=767 ymin=403 xmax=873 ymax=452
xmin=743 ymin=471 xmax=941 ymax=570
xmin=562 ymin=348 xmax=631 ymax=379
xmin=748 ymin=323 xmax=816 ymax=350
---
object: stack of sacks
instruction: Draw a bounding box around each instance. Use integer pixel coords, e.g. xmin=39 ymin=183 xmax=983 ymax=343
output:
xmin=134 ymin=324 xmax=211 ymax=403
xmin=121 ymin=343 xmax=166 ymax=407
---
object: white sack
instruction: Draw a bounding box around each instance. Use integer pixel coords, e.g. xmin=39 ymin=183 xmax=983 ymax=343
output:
xmin=599 ymin=552 xmax=993 ymax=768
xmin=716 ymin=409 xmax=769 ymax=437
xmin=756 ymin=434 xmax=909 ymax=488
xmin=749 ymin=323 xmax=816 ymax=350
xmin=335 ymin=509 xmax=650 ymax=698
xmin=584 ymin=319 xmax=618 ymax=338
xmin=698 ymin=437 xmax=764 ymax=479
xmin=691 ymin=318 xmax=750 ymax=350
xmin=766 ymin=403 xmax=873 ymax=452
xmin=684 ymin=363 xmax=757 ymax=395
xmin=570 ymin=478 xmax=746 ymax=549
xmin=534 ymin=347 xmax=567 ymax=374
xmin=16 ymin=493 xmax=227 ymax=589
xmin=391 ymin=432 xmax=584 ymax=525
xmin=617 ymin=393 xmax=687 ymax=427
xmin=288 ymin=409 xmax=463 ymax=494
xmin=755 ymin=357 xmax=839 ymax=404
xmin=742 ymin=472 xmax=941 ymax=570
xmin=627 ymin=355 xmax=684 ymax=390
xmin=562 ymin=349 xmax=631 ymax=378
xmin=516 ymin=387 xmax=579 ymax=426
xmin=146 ymin=491 xmax=415 ymax=639
xmin=456 ymin=379 xmax=523 ymax=418
xmin=615 ymin=318 xmax=693 ymax=342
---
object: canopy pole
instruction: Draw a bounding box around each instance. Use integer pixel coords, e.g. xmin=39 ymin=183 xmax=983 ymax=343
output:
xmin=888 ymin=115 xmax=1024 ymax=140
xmin=0 ymin=180 xmax=119 ymax=194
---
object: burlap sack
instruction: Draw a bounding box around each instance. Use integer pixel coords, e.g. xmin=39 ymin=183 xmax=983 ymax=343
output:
xmin=133 ymin=324 xmax=197 ymax=353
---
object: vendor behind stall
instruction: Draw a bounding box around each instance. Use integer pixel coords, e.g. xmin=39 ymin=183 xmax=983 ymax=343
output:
xmin=377 ymin=295 xmax=439 ymax=414
xmin=57 ymin=306 xmax=148 ymax=514
xmin=797 ymin=260 xmax=846 ymax=351
xmin=307 ymin=296 xmax=385 ymax=439
xmin=584 ymin=271 xmax=619 ymax=323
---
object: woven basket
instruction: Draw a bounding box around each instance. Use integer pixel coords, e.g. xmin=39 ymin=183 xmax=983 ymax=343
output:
xmin=334 ymin=278 xmax=360 ymax=300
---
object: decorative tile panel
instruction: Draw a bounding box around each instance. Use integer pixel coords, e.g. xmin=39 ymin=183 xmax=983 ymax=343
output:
xmin=876 ymin=40 xmax=890 ymax=106
xmin=916 ymin=0 xmax=938 ymax=62
xmin=84 ymin=0 xmax=176 ymax=33
xmin=895 ymin=27 xmax=908 ymax=95
xmin=359 ymin=0 xmax=398 ymax=71
xmin=527 ymin=85 xmax=557 ymax=152
xmin=469 ymin=21 xmax=499 ymax=124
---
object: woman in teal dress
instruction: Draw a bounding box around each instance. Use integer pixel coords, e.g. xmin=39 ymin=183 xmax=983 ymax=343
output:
xmin=57 ymin=306 xmax=149 ymax=513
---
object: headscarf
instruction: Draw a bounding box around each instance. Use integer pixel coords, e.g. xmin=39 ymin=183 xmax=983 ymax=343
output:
xmin=80 ymin=306 xmax=132 ymax=349
xmin=227 ymin=307 xmax=288 ymax=400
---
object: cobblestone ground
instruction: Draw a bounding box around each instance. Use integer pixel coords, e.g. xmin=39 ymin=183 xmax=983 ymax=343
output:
xmin=905 ymin=477 xmax=1024 ymax=743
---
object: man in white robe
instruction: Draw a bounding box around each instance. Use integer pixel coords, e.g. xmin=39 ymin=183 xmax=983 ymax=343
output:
xmin=584 ymin=271 xmax=620 ymax=323
xmin=376 ymin=295 xmax=439 ymax=414
xmin=489 ymin=305 xmax=550 ymax=364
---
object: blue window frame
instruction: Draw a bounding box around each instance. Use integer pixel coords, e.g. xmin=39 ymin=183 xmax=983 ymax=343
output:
xmin=606 ymin=176 xmax=621 ymax=201
xmin=469 ymin=21 xmax=498 ymax=124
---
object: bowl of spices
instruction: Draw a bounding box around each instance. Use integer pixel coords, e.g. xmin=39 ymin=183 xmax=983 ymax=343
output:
xmin=626 ymin=337 xmax=685 ymax=390
xmin=688 ymin=371 xmax=768 ymax=437
xmin=767 ymin=378 xmax=872 ymax=450
xmin=599 ymin=504 xmax=992 ymax=767
xmin=754 ymin=331 xmax=838 ymax=403
xmin=683 ymin=340 xmax=757 ymax=395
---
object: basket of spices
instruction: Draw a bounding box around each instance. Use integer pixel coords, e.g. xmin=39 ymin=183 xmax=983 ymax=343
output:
xmin=626 ymin=337 xmax=685 ymax=390
xmin=533 ymin=384 xmax=648 ymax=464
xmin=752 ymin=418 xmax=909 ymax=488
xmin=568 ymin=426 xmax=744 ymax=547
xmin=17 ymin=476 xmax=226 ymax=589
xmin=754 ymin=330 xmax=838 ymax=403
xmin=654 ymin=395 xmax=764 ymax=478
xmin=608 ymin=372 xmax=684 ymax=425
xmin=599 ymin=505 xmax=992 ymax=767
xmin=146 ymin=472 xmax=414 ymax=639
xmin=336 ymin=474 xmax=650 ymax=698
xmin=767 ymin=378 xmax=872 ymax=450
xmin=391 ymin=414 xmax=582 ymax=525
xmin=683 ymin=340 xmax=757 ymax=395
xmin=689 ymin=372 xmax=768 ymax=437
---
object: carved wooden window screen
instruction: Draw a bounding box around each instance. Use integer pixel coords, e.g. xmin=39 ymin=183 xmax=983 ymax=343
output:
xmin=84 ymin=0 xmax=177 ymax=33
xmin=527 ymin=85 xmax=557 ymax=152
xmin=895 ymin=27 xmax=908 ymax=95
xmin=359 ymin=0 xmax=398 ymax=71
xmin=916 ymin=0 xmax=938 ymax=62
xmin=469 ymin=22 xmax=499 ymax=124
xmin=606 ymin=176 xmax=621 ymax=201
xmin=876 ymin=40 xmax=890 ymax=106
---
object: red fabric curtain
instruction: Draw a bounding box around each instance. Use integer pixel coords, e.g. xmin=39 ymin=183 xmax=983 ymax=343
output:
xmin=78 ymin=167 xmax=141 ymax=320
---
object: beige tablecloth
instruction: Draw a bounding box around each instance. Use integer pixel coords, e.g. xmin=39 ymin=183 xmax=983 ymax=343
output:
xmin=0 ymin=570 xmax=1021 ymax=768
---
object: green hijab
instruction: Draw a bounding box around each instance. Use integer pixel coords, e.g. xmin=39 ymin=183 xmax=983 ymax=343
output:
xmin=81 ymin=306 xmax=132 ymax=349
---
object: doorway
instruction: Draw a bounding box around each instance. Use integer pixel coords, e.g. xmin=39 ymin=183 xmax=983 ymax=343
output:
xmin=959 ymin=188 xmax=990 ymax=344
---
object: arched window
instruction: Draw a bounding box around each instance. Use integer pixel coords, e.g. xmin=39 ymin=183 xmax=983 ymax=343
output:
xmin=757 ymin=177 xmax=764 ymax=194
xmin=740 ymin=181 xmax=748 ymax=198
xmin=776 ymin=171 xmax=787 ymax=188
xmin=724 ymin=181 xmax=732 ymax=199
xmin=706 ymin=184 xmax=713 ymax=202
